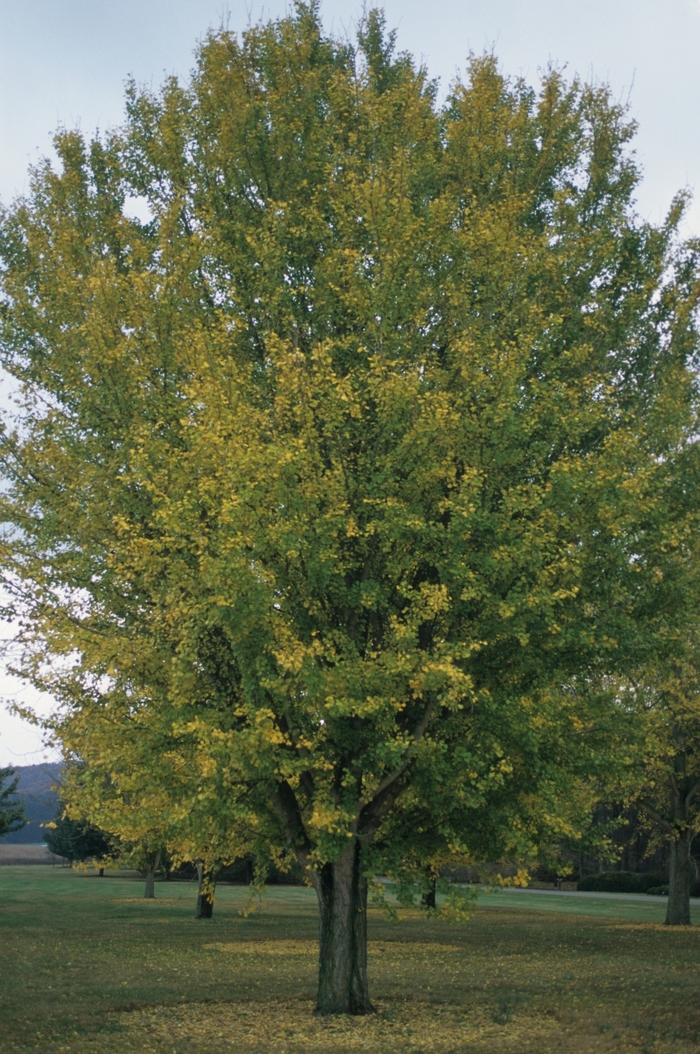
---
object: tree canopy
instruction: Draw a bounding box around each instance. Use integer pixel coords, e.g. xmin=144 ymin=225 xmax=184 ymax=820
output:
xmin=1 ymin=3 xmax=699 ymax=1013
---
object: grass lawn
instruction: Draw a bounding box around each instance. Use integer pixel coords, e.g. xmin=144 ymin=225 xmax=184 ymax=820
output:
xmin=2 ymin=866 xmax=700 ymax=1053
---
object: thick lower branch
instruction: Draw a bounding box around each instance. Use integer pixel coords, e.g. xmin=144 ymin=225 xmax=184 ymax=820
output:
xmin=269 ymin=779 xmax=314 ymax=873
xmin=685 ymin=779 xmax=700 ymax=810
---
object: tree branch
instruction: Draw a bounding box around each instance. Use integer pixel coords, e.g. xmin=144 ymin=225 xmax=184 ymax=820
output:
xmin=269 ymin=779 xmax=314 ymax=869
xmin=276 ymin=709 xmax=314 ymax=801
xmin=685 ymin=778 xmax=700 ymax=810
xmin=640 ymin=801 xmax=673 ymax=835
xmin=358 ymin=698 xmax=435 ymax=812
xmin=358 ymin=771 xmax=409 ymax=842
xmin=669 ymin=770 xmax=680 ymax=800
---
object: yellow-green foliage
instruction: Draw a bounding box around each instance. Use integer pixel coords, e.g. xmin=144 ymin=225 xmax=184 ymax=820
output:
xmin=1 ymin=5 xmax=699 ymax=885
xmin=625 ymin=649 xmax=700 ymax=848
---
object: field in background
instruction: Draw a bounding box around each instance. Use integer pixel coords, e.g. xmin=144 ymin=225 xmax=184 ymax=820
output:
xmin=0 ymin=844 xmax=65 ymax=865
xmin=2 ymin=867 xmax=700 ymax=1053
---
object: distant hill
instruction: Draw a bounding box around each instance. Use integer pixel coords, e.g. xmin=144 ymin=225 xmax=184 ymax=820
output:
xmin=0 ymin=764 xmax=62 ymax=844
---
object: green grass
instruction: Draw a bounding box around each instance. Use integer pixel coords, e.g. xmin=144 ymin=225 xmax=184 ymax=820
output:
xmin=2 ymin=866 xmax=700 ymax=1053
xmin=477 ymin=886 xmax=695 ymax=922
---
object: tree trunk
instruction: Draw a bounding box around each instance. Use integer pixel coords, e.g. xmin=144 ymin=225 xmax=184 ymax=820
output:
xmin=144 ymin=848 xmax=162 ymax=899
xmin=314 ymin=840 xmax=373 ymax=1015
xmin=666 ymin=824 xmax=692 ymax=926
xmin=421 ymin=875 xmax=437 ymax=911
xmin=195 ymin=862 xmax=215 ymax=918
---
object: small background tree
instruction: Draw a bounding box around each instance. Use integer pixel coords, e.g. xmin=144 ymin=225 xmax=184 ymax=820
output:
xmin=0 ymin=766 xmax=26 ymax=839
xmin=43 ymin=813 xmax=113 ymax=868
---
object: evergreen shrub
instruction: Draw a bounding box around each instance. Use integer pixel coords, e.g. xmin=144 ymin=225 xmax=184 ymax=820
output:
xmin=577 ymin=871 xmax=662 ymax=893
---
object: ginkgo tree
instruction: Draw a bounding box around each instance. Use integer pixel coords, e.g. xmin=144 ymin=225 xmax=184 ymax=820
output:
xmin=1 ymin=3 xmax=700 ymax=1014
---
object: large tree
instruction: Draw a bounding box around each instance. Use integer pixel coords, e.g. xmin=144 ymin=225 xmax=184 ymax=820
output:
xmin=1 ymin=4 xmax=699 ymax=1013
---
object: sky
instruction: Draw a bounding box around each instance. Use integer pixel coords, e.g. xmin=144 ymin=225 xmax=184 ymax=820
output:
xmin=1 ymin=0 xmax=699 ymax=765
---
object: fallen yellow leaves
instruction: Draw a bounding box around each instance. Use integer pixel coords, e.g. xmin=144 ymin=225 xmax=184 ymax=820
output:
xmin=204 ymin=940 xmax=462 ymax=956
xmin=120 ymin=998 xmax=559 ymax=1053
xmin=117 ymin=998 xmax=700 ymax=1054
xmin=611 ymin=923 xmax=699 ymax=932
xmin=117 ymin=933 xmax=700 ymax=1053
xmin=204 ymin=940 xmax=318 ymax=954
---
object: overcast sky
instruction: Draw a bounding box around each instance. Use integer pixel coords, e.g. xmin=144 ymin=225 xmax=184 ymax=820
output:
xmin=1 ymin=0 xmax=699 ymax=766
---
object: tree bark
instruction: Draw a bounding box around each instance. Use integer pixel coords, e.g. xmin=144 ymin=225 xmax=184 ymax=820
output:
xmin=143 ymin=848 xmax=162 ymax=899
xmin=195 ymin=862 xmax=216 ymax=918
xmin=144 ymin=868 xmax=156 ymax=898
xmin=421 ymin=875 xmax=437 ymax=911
xmin=314 ymin=840 xmax=374 ymax=1015
xmin=270 ymin=772 xmax=409 ymax=1016
xmin=666 ymin=823 xmax=692 ymax=926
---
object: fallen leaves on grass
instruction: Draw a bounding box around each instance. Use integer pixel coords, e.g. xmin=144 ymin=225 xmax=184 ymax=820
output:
xmin=204 ymin=940 xmax=462 ymax=956
xmin=117 ymin=999 xmax=700 ymax=1054
xmin=120 ymin=998 xmax=559 ymax=1053
xmin=204 ymin=940 xmax=317 ymax=955
xmin=610 ymin=923 xmax=698 ymax=932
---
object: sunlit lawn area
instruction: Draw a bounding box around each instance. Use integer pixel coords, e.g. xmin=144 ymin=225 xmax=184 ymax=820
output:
xmin=2 ymin=865 xmax=700 ymax=1053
